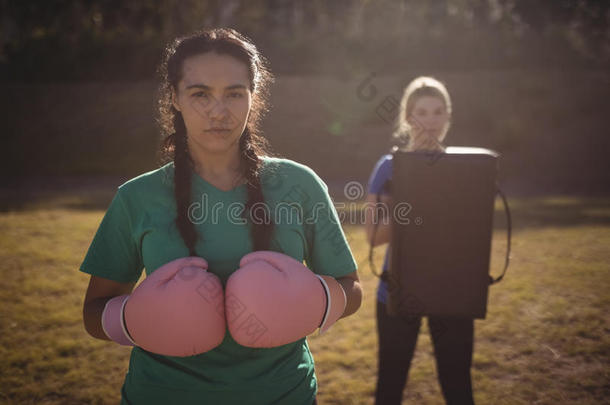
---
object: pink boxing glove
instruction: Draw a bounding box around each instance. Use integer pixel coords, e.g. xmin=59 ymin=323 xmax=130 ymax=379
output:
xmin=225 ymin=251 xmax=347 ymax=348
xmin=101 ymin=256 xmax=225 ymax=357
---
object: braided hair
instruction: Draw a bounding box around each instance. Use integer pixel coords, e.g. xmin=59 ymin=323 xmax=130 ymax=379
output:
xmin=157 ymin=28 xmax=274 ymax=255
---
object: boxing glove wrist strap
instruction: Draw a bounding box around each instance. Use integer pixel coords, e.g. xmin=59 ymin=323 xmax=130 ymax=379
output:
xmin=316 ymin=275 xmax=347 ymax=334
xmin=101 ymin=294 xmax=136 ymax=346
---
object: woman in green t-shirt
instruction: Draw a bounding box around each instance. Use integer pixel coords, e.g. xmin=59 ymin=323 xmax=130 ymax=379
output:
xmin=81 ymin=28 xmax=362 ymax=405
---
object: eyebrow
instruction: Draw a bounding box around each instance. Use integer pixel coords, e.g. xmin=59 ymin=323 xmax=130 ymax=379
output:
xmin=185 ymin=83 xmax=248 ymax=91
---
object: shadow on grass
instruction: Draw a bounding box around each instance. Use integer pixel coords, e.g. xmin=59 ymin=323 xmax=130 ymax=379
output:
xmin=0 ymin=179 xmax=120 ymax=212
xmin=0 ymin=190 xmax=117 ymax=212
xmin=498 ymin=196 xmax=610 ymax=231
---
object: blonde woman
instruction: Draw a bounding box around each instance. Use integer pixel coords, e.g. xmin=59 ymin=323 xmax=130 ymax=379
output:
xmin=365 ymin=77 xmax=475 ymax=405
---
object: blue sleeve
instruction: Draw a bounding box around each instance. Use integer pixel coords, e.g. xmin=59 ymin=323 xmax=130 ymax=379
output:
xmin=367 ymin=154 xmax=392 ymax=195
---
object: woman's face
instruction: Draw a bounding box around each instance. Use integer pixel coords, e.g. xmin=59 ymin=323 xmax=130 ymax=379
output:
xmin=172 ymin=52 xmax=252 ymax=156
xmin=407 ymin=95 xmax=450 ymax=148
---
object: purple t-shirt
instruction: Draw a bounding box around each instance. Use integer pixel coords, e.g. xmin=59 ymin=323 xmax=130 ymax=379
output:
xmin=366 ymin=154 xmax=393 ymax=304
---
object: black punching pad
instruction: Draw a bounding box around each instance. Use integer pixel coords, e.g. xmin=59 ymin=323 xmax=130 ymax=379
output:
xmin=387 ymin=147 xmax=499 ymax=319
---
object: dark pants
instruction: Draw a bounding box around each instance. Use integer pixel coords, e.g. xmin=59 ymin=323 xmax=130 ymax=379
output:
xmin=375 ymin=300 xmax=475 ymax=405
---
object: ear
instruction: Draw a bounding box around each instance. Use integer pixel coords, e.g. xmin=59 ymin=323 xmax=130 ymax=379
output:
xmin=171 ymin=87 xmax=181 ymax=112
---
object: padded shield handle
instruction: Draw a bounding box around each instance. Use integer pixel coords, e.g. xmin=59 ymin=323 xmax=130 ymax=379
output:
xmin=489 ymin=186 xmax=512 ymax=284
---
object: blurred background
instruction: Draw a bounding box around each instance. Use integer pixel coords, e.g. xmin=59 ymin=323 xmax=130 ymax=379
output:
xmin=2 ymin=0 xmax=609 ymax=196
xmin=1 ymin=2 xmax=609 ymax=405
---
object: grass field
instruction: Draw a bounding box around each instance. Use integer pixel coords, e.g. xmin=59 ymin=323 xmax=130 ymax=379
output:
xmin=0 ymin=191 xmax=608 ymax=404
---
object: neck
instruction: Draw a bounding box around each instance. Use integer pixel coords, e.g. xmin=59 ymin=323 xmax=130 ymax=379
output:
xmin=189 ymin=144 xmax=245 ymax=188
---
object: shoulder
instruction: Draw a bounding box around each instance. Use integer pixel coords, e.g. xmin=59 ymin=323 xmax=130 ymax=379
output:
xmin=259 ymin=156 xmax=331 ymax=206
xmin=261 ymin=156 xmax=326 ymax=188
xmin=116 ymin=162 xmax=174 ymax=200
xmin=261 ymin=156 xmax=320 ymax=178
xmin=367 ymin=153 xmax=393 ymax=194
xmin=375 ymin=154 xmax=393 ymax=170
xmin=369 ymin=153 xmax=393 ymax=180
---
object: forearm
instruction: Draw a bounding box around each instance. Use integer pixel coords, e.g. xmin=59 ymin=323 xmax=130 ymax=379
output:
xmin=336 ymin=277 xmax=362 ymax=319
xmin=83 ymin=297 xmax=113 ymax=341
xmin=364 ymin=194 xmax=393 ymax=246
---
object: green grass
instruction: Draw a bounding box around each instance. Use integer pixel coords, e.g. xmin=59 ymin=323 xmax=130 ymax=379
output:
xmin=1 ymin=194 xmax=608 ymax=404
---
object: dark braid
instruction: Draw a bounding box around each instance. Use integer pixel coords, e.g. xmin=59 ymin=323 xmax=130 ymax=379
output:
xmin=157 ymin=28 xmax=275 ymax=256
xmin=172 ymin=113 xmax=198 ymax=256
xmin=240 ymin=127 xmax=273 ymax=251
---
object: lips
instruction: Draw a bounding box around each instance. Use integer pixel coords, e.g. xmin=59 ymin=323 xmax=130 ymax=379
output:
xmin=204 ymin=128 xmax=232 ymax=137
xmin=205 ymin=128 xmax=231 ymax=132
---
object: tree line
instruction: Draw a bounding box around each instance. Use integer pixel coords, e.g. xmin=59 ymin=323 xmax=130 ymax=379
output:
xmin=2 ymin=0 xmax=608 ymax=81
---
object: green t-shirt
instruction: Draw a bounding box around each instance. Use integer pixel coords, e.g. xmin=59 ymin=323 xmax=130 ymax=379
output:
xmin=80 ymin=156 xmax=357 ymax=405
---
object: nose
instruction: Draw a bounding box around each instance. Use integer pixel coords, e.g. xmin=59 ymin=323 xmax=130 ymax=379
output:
xmin=423 ymin=119 xmax=444 ymax=134
xmin=423 ymin=115 xmax=439 ymax=126
xmin=412 ymin=115 xmax=433 ymax=129
xmin=207 ymin=97 xmax=229 ymax=120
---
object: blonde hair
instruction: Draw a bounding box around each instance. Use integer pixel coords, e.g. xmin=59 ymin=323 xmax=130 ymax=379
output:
xmin=392 ymin=76 xmax=452 ymax=149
